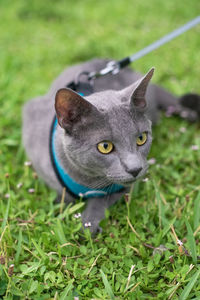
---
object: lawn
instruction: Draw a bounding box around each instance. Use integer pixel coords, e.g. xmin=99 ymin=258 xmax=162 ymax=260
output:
xmin=0 ymin=0 xmax=200 ymax=299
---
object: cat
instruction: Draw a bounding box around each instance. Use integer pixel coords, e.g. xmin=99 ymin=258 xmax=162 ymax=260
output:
xmin=23 ymin=58 xmax=199 ymax=233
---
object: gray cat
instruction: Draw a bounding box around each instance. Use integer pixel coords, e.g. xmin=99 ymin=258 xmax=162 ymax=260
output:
xmin=23 ymin=58 xmax=199 ymax=233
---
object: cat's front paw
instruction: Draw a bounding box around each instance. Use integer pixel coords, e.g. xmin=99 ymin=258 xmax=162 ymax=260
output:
xmin=83 ymin=220 xmax=102 ymax=235
xmin=82 ymin=216 xmax=102 ymax=235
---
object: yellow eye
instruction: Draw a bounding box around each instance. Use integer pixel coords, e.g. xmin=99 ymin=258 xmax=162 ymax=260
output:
xmin=97 ymin=141 xmax=114 ymax=154
xmin=136 ymin=132 xmax=147 ymax=146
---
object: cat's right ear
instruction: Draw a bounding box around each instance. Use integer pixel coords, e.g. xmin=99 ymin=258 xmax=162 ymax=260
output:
xmin=131 ymin=68 xmax=155 ymax=110
xmin=55 ymin=88 xmax=95 ymax=133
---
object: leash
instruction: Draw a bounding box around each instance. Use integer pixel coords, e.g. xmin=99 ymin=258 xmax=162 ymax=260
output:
xmin=88 ymin=16 xmax=200 ymax=80
xmin=68 ymin=16 xmax=200 ymax=95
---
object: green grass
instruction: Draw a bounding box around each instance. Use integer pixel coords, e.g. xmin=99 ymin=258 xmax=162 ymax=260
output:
xmin=0 ymin=0 xmax=200 ymax=299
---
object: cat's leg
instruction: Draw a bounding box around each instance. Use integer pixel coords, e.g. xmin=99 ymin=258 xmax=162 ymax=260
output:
xmin=81 ymin=191 xmax=125 ymax=234
xmin=147 ymin=84 xmax=199 ymax=123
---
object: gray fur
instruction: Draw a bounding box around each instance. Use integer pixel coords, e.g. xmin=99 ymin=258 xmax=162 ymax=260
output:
xmin=23 ymin=58 xmax=198 ymax=233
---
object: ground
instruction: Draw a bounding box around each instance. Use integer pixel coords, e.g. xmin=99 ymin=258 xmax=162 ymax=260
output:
xmin=0 ymin=0 xmax=200 ymax=299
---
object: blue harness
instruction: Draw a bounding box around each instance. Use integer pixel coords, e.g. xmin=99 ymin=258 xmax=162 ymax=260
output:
xmin=50 ymin=117 xmax=124 ymax=199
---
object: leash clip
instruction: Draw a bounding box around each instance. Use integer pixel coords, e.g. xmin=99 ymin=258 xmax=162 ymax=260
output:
xmin=88 ymin=60 xmax=120 ymax=80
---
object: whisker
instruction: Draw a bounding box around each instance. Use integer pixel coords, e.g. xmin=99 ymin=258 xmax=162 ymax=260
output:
xmin=87 ymin=178 xmax=112 ymax=189
xmin=105 ymin=183 xmax=114 ymax=201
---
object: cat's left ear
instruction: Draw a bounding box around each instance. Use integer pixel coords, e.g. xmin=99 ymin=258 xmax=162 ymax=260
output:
xmin=55 ymin=88 xmax=97 ymax=133
xmin=131 ymin=68 xmax=154 ymax=110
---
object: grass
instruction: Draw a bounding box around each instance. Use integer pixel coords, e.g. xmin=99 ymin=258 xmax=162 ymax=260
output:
xmin=0 ymin=0 xmax=200 ymax=298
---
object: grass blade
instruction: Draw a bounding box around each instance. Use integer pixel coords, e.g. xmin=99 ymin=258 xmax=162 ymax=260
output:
xmin=162 ymin=217 xmax=176 ymax=238
xmin=59 ymin=202 xmax=85 ymax=219
xmin=60 ymin=280 xmax=74 ymax=299
xmin=54 ymin=219 xmax=67 ymax=244
xmin=154 ymin=181 xmax=167 ymax=228
xmin=15 ymin=229 xmax=22 ymax=263
xmin=32 ymin=239 xmax=47 ymax=260
xmin=1 ymin=197 xmax=10 ymax=231
xmin=100 ymin=269 xmax=115 ymax=300
xmin=68 ymin=202 xmax=85 ymax=215
xmin=179 ymin=269 xmax=200 ymax=300
xmin=185 ymin=219 xmax=197 ymax=264
xmin=193 ymin=191 xmax=200 ymax=230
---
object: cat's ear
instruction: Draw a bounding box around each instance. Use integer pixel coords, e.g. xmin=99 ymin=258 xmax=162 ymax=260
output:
xmin=131 ymin=68 xmax=154 ymax=110
xmin=55 ymin=88 xmax=95 ymax=133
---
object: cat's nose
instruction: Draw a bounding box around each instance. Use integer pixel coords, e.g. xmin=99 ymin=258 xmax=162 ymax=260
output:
xmin=128 ymin=167 xmax=142 ymax=177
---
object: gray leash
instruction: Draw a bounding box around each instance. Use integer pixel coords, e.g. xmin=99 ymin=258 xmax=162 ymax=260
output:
xmin=88 ymin=16 xmax=200 ymax=80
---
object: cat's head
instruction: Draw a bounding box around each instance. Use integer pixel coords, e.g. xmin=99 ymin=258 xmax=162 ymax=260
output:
xmin=55 ymin=68 xmax=154 ymax=187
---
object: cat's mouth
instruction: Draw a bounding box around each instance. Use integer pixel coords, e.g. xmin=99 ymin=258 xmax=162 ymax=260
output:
xmin=107 ymin=166 xmax=148 ymax=186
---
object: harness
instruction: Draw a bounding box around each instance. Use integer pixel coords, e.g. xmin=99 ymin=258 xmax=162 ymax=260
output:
xmin=49 ymin=16 xmax=200 ymax=199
